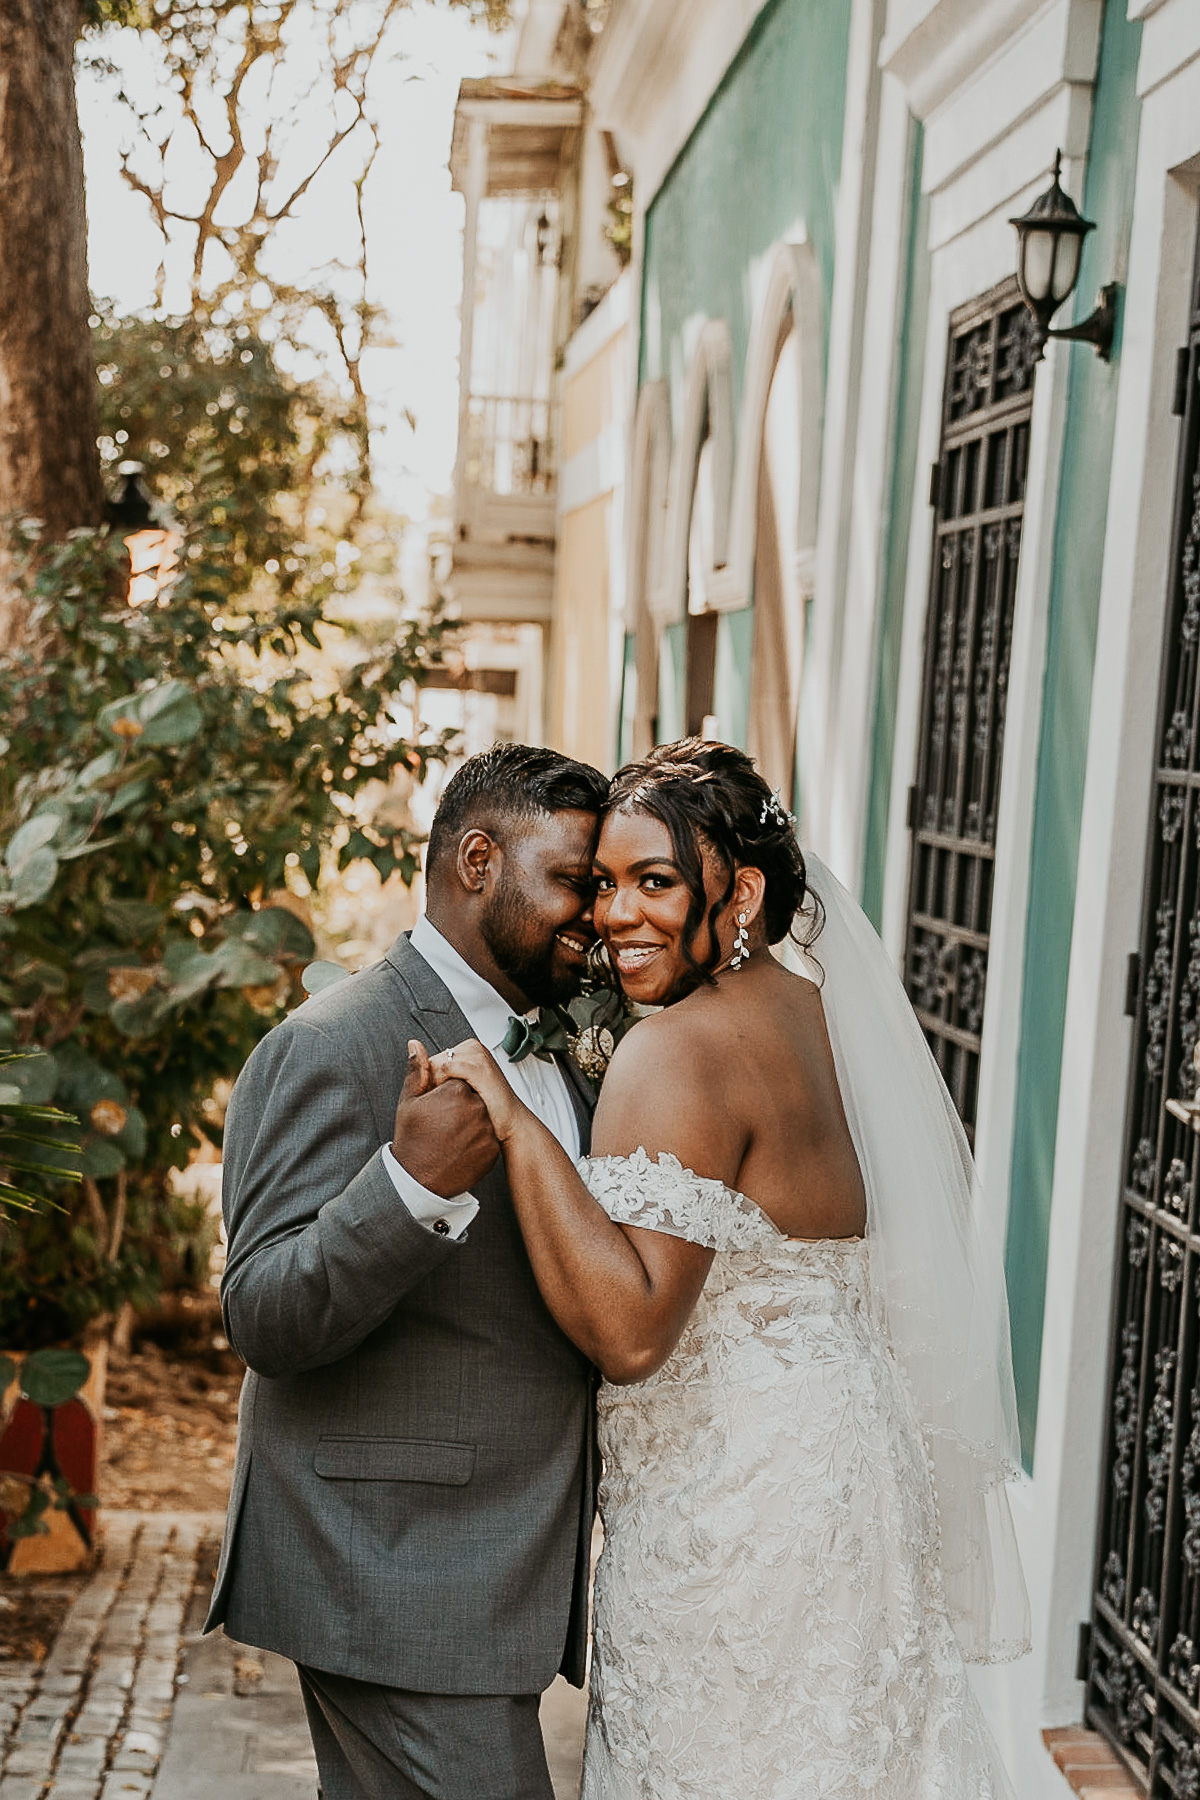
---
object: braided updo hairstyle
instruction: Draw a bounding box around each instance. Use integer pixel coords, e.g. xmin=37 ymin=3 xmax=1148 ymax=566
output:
xmin=604 ymin=738 xmax=822 ymax=989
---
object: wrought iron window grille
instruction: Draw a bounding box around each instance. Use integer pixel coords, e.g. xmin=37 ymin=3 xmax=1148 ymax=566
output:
xmin=1085 ymin=216 xmax=1200 ymax=1800
xmin=902 ymin=278 xmax=1037 ymax=1143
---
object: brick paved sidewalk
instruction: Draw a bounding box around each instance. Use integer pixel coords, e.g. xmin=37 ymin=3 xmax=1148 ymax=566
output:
xmin=0 ymin=1515 xmax=585 ymax=1800
xmin=0 ymin=1512 xmax=215 ymax=1800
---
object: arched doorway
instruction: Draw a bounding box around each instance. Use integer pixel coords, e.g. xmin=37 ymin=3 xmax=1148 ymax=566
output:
xmin=684 ymin=431 xmax=719 ymax=737
xmin=621 ymin=380 xmax=670 ymax=760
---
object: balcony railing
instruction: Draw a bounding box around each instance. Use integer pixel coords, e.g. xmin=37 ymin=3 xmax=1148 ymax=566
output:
xmin=463 ymin=394 xmax=555 ymax=497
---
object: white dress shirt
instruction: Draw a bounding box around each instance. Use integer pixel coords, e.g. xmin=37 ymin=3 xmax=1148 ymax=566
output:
xmin=381 ymin=913 xmax=581 ymax=1239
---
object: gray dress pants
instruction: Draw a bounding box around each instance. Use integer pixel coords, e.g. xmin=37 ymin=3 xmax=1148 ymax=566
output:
xmin=296 ymin=1665 xmax=556 ymax=1800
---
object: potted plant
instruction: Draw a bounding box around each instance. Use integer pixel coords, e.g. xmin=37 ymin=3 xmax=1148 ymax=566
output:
xmin=0 ymin=1050 xmax=97 ymax=1571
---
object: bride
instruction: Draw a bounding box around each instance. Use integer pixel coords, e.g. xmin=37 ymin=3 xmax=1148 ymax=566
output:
xmin=427 ymin=738 xmax=1030 ymax=1800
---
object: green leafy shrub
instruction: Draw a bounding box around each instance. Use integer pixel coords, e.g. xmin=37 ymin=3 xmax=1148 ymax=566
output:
xmin=0 ymin=1051 xmax=81 ymax=1213
xmin=0 ymin=320 xmax=453 ymax=1347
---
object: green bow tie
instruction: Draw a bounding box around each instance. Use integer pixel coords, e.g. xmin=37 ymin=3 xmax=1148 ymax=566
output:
xmin=502 ymin=1011 xmax=570 ymax=1064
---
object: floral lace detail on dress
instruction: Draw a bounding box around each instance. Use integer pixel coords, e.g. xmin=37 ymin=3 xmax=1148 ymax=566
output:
xmin=576 ymin=1151 xmax=1013 ymax=1800
xmin=581 ymin=1147 xmax=784 ymax=1252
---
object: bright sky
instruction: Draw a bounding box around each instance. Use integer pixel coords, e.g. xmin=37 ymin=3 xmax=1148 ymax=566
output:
xmin=77 ymin=3 xmax=513 ymax=526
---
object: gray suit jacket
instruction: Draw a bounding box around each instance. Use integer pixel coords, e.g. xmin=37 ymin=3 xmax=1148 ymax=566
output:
xmin=205 ymin=934 xmax=597 ymax=1693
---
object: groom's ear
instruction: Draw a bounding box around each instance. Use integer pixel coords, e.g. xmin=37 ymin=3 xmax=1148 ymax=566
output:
xmin=456 ymin=827 xmax=499 ymax=897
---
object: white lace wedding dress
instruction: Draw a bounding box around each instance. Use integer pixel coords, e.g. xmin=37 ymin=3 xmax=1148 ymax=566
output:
xmin=577 ymin=1148 xmax=1012 ymax=1800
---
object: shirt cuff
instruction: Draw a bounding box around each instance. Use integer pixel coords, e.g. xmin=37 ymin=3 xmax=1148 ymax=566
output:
xmin=380 ymin=1142 xmax=479 ymax=1240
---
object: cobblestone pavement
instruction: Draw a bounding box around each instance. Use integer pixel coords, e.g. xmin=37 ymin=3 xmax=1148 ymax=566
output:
xmin=1 ymin=1515 xmax=586 ymax=1800
xmin=0 ymin=1512 xmax=216 ymax=1800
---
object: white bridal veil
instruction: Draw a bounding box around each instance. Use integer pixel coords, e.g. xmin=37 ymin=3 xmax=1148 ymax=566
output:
xmin=780 ymin=854 xmax=1031 ymax=1665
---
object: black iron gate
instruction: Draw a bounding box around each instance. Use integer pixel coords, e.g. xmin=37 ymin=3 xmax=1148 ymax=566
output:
xmin=902 ymin=279 xmax=1037 ymax=1142
xmin=1084 ymin=221 xmax=1200 ymax=1797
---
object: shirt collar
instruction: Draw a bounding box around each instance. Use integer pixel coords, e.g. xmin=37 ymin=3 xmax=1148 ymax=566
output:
xmin=410 ymin=913 xmax=533 ymax=1054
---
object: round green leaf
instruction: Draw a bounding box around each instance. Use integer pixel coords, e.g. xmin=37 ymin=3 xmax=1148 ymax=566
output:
xmin=110 ymin=988 xmax=174 ymax=1039
xmin=226 ymin=907 xmax=315 ymax=962
xmin=78 ymin=750 xmax=121 ymax=788
xmin=80 ymin=1138 xmax=124 ymax=1179
xmin=12 ymin=847 xmax=60 ymax=909
xmin=161 ymin=942 xmax=221 ymax=1000
xmin=3 ymin=1052 xmax=59 ymax=1106
xmin=210 ymin=938 xmax=281 ymax=988
xmin=52 ymin=1045 xmax=127 ymax=1114
xmin=114 ymin=1105 xmax=147 ymax=1161
xmin=99 ymin=680 xmax=203 ymax=749
xmin=302 ymin=961 xmax=349 ymax=995
xmin=137 ymin=679 xmax=203 ymax=745
xmin=98 ymin=694 xmax=139 ymax=740
xmin=6 ymin=813 xmax=60 ymax=869
xmin=19 ymin=1350 xmax=91 ymax=1407
xmin=103 ymin=778 xmax=151 ymax=819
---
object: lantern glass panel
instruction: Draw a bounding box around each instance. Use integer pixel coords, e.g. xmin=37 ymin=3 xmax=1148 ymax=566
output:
xmin=1051 ymin=230 xmax=1083 ymax=305
xmin=1021 ymin=227 xmax=1056 ymax=305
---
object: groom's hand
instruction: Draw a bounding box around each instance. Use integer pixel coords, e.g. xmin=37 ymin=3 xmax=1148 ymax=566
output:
xmin=391 ymin=1040 xmax=500 ymax=1197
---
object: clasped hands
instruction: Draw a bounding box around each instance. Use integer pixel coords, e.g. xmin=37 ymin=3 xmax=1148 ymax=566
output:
xmin=390 ymin=1038 xmax=522 ymax=1197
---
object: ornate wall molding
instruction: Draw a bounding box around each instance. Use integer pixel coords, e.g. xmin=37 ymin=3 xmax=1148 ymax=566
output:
xmin=590 ymin=0 xmax=772 ymax=209
xmin=880 ymin=0 xmax=1066 ymax=121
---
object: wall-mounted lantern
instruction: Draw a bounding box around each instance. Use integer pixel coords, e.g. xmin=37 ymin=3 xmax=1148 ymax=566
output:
xmin=1009 ymin=150 xmax=1117 ymax=362
xmin=535 ymin=207 xmax=556 ymax=267
xmin=106 ymin=463 xmax=181 ymax=608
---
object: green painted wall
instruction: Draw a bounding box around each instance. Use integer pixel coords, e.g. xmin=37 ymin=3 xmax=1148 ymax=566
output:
xmin=861 ymin=120 xmax=930 ymax=929
xmin=639 ymin=0 xmax=852 ymax=760
xmin=640 ymin=0 xmax=853 ymax=440
xmin=617 ymin=632 xmax=637 ymax=767
xmin=714 ymin=607 xmax=755 ymax=748
xmin=1004 ymin=0 xmax=1143 ymax=1467
xmin=659 ymin=622 xmax=686 ymax=742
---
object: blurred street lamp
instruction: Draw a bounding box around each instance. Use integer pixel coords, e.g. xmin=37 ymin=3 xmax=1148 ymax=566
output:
xmin=1010 ymin=150 xmax=1116 ymax=362
xmin=106 ymin=463 xmax=181 ymax=608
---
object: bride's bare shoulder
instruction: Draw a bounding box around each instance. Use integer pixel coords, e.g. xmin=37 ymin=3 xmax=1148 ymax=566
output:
xmin=600 ymin=1001 xmax=726 ymax=1107
xmin=623 ymin=989 xmax=728 ymax=1050
xmin=592 ymin=1006 xmax=743 ymax=1169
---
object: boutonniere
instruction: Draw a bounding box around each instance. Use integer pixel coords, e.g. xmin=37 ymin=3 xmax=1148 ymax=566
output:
xmin=557 ymin=945 xmax=640 ymax=1089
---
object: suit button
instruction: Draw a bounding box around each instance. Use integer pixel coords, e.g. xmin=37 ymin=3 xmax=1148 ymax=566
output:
xmin=432 ymin=1218 xmax=451 ymax=1236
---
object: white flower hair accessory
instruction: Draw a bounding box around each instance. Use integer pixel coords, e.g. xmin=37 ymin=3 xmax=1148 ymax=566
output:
xmin=759 ymin=789 xmax=796 ymax=829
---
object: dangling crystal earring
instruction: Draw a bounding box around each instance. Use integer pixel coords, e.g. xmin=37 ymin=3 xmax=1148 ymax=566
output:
xmin=730 ymin=912 xmax=750 ymax=971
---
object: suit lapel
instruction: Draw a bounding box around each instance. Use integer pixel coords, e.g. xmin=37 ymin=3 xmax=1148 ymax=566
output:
xmin=554 ymin=1050 xmax=597 ymax=1153
xmin=384 ymin=933 xmax=475 ymax=1055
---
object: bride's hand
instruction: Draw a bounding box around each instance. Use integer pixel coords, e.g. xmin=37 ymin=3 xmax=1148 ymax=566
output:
xmin=426 ymin=1038 xmax=526 ymax=1142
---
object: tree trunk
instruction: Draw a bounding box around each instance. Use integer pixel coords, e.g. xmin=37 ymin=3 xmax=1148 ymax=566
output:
xmin=0 ymin=0 xmax=104 ymax=540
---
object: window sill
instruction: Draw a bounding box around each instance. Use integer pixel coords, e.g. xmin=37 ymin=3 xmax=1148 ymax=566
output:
xmin=1043 ymin=1727 xmax=1142 ymax=1798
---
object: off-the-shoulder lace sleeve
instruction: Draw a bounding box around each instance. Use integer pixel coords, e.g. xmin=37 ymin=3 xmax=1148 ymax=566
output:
xmin=578 ymin=1148 xmax=781 ymax=1252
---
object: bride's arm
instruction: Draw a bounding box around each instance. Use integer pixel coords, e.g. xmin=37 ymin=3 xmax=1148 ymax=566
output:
xmin=425 ymin=1024 xmax=740 ymax=1383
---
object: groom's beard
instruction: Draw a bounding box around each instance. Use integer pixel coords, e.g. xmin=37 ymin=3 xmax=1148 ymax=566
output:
xmin=480 ymin=874 xmax=582 ymax=1009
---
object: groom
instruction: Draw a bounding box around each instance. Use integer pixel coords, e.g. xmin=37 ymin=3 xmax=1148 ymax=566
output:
xmin=205 ymin=743 xmax=609 ymax=1800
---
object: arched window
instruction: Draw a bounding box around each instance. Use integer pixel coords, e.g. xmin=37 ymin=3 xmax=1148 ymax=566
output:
xmin=652 ymin=321 xmax=733 ymax=744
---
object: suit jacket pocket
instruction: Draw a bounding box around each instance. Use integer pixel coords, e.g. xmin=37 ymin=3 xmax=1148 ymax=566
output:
xmin=314 ymin=1436 xmax=475 ymax=1484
